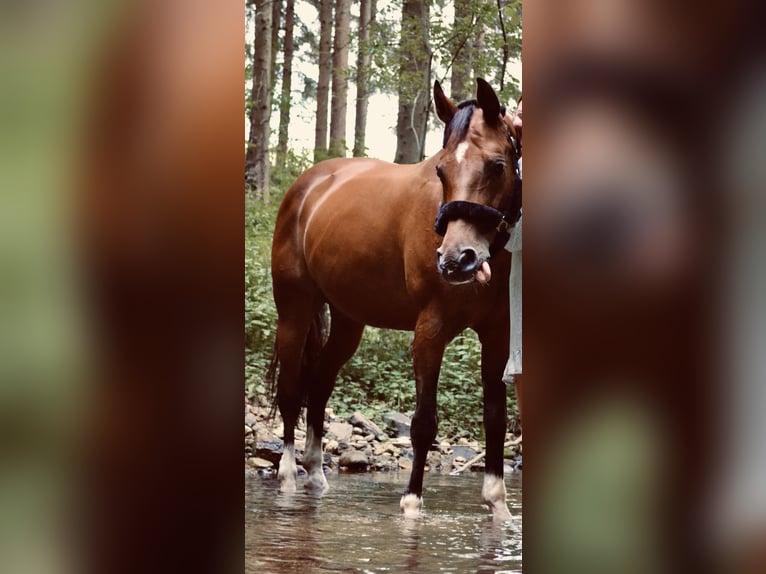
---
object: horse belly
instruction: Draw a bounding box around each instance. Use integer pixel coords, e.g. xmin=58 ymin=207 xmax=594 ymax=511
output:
xmin=303 ymin=198 xmax=420 ymax=330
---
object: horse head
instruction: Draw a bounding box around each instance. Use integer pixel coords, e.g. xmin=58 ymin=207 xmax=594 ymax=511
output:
xmin=432 ymin=78 xmax=521 ymax=286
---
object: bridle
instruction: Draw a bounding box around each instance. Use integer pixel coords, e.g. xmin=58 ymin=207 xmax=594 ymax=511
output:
xmin=433 ymin=106 xmax=522 ymax=257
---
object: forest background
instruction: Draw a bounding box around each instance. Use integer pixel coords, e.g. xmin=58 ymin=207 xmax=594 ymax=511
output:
xmin=245 ymin=0 xmax=522 ymax=439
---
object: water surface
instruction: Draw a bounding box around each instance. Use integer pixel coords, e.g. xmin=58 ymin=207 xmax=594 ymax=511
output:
xmin=246 ymin=470 xmax=522 ymax=573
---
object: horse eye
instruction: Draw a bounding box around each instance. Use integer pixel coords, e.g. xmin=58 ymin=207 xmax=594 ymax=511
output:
xmin=490 ymin=160 xmax=505 ymax=176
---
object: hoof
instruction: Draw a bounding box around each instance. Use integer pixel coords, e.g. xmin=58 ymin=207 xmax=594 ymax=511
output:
xmin=400 ymin=493 xmax=423 ymax=518
xmin=304 ymin=472 xmax=329 ymax=493
xmin=279 ymin=480 xmax=295 ymax=494
xmin=490 ymin=503 xmax=513 ymax=522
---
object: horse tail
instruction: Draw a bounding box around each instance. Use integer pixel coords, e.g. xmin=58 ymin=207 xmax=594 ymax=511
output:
xmin=266 ymin=303 xmax=329 ymax=419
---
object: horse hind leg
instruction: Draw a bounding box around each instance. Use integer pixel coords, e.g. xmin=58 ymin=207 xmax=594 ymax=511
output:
xmin=273 ymin=293 xmax=324 ymax=494
xmin=303 ymin=308 xmax=364 ymax=493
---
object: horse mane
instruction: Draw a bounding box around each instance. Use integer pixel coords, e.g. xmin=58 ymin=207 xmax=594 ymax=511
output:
xmin=442 ymin=99 xmax=508 ymax=148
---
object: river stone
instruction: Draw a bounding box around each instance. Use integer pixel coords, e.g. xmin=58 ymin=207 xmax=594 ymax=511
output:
xmin=450 ymin=445 xmax=479 ymax=461
xmin=247 ymin=457 xmax=273 ymax=469
xmin=398 ymin=458 xmax=412 ymax=470
xmin=324 ymin=439 xmax=339 ymax=453
xmin=327 ymin=422 xmax=353 ymax=442
xmin=349 ymin=411 xmax=386 ymax=440
xmin=374 ymin=442 xmax=398 ymax=456
xmin=339 ymin=450 xmax=369 ymax=471
xmin=381 ymin=412 xmax=412 ymax=438
xmin=245 ymin=412 xmax=257 ymax=427
xmin=390 ymin=436 xmax=411 ymax=448
xmin=254 ymin=440 xmax=283 ymax=464
xmin=374 ymin=454 xmax=398 ymax=471
xmin=352 ymin=426 xmax=364 ymax=436
xmin=425 ymin=450 xmax=443 ymax=472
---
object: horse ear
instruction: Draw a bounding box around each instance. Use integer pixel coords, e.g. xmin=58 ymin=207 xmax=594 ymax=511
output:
xmin=433 ymin=81 xmax=457 ymax=124
xmin=476 ymin=78 xmax=501 ymax=125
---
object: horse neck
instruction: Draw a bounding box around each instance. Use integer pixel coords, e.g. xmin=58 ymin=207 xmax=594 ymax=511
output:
xmin=413 ymin=149 xmax=445 ymax=176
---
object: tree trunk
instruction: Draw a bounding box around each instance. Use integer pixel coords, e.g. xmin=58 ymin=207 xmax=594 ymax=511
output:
xmin=394 ymin=0 xmax=431 ymax=165
xmin=246 ymin=0 xmax=272 ymax=202
xmin=275 ymin=0 xmax=295 ymax=172
xmin=353 ymin=0 xmax=375 ymax=157
xmin=314 ymin=0 xmax=334 ymax=162
xmin=270 ymin=0 xmax=282 ymax=89
xmin=451 ymin=0 xmax=472 ymax=102
xmin=328 ymin=0 xmax=351 ymax=158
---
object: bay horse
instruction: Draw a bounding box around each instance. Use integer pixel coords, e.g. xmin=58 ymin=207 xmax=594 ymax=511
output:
xmin=269 ymin=79 xmax=521 ymax=520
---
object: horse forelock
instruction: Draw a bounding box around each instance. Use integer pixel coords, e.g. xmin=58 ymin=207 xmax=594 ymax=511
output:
xmin=442 ymin=99 xmax=510 ymax=149
xmin=442 ymin=101 xmax=476 ymax=148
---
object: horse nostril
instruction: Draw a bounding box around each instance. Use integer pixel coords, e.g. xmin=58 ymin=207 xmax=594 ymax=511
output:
xmin=457 ymin=248 xmax=479 ymax=274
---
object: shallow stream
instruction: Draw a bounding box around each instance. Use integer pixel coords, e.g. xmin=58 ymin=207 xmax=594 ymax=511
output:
xmin=246 ymin=471 xmax=522 ymax=573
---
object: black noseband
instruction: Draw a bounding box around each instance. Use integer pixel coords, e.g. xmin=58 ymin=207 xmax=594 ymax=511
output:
xmin=433 ymin=177 xmax=522 ymax=257
xmin=434 ymin=201 xmax=506 ymax=236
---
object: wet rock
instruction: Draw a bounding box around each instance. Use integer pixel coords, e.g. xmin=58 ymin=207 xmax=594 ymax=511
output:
xmin=339 ymin=450 xmax=369 ymax=471
xmin=254 ymin=440 xmax=283 ymax=465
xmin=381 ymin=412 xmax=412 ymax=438
xmin=245 ymin=413 xmax=257 ymax=427
xmin=247 ymin=457 xmax=274 ymax=469
xmin=374 ymin=442 xmax=398 ymax=457
xmin=374 ymin=454 xmax=398 ymax=471
xmin=327 ymin=422 xmax=353 ymax=442
xmin=324 ymin=439 xmax=339 ymax=454
xmin=425 ymin=450 xmax=443 ymax=472
xmin=450 ymin=445 xmax=479 ymax=461
xmin=350 ymin=411 xmax=386 ymax=440
xmin=245 ymin=425 xmax=253 ymax=436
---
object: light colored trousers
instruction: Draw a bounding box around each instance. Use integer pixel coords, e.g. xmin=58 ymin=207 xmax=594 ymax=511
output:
xmin=503 ymin=218 xmax=522 ymax=383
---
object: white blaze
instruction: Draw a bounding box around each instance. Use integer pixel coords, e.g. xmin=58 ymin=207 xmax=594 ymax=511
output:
xmin=455 ymin=141 xmax=469 ymax=164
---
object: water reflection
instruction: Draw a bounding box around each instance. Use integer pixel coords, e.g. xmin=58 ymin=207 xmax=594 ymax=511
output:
xmin=246 ymin=471 xmax=522 ymax=573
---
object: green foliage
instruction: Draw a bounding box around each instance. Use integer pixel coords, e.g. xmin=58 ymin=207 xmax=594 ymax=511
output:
xmin=244 ymin=188 xmax=518 ymax=439
xmin=245 ymin=198 xmax=280 ymax=402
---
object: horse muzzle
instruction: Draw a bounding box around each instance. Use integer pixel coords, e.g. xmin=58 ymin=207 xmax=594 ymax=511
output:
xmin=436 ymin=248 xmax=492 ymax=285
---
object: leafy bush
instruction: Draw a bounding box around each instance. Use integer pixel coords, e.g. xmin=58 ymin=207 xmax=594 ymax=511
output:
xmin=245 ymin=193 xmax=518 ymax=440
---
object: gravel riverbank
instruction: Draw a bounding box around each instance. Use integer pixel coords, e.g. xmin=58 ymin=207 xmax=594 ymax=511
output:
xmin=245 ymin=401 xmax=522 ymax=478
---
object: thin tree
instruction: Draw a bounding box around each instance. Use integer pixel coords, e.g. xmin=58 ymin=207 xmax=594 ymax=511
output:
xmin=328 ymin=0 xmax=351 ymax=158
xmin=353 ymin=0 xmax=376 ymax=157
xmin=314 ymin=0 xmax=334 ymax=162
xmin=275 ymin=0 xmax=296 ymax=172
xmin=450 ymin=0 xmax=472 ymax=102
xmin=270 ymin=0 xmax=283 ymax=89
xmin=394 ymin=0 xmax=431 ymax=164
xmin=246 ymin=0 xmax=273 ymax=201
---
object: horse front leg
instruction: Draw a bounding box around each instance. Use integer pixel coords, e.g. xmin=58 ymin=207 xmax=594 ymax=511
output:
xmin=479 ymin=329 xmax=513 ymax=521
xmin=400 ymin=314 xmax=448 ymax=518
